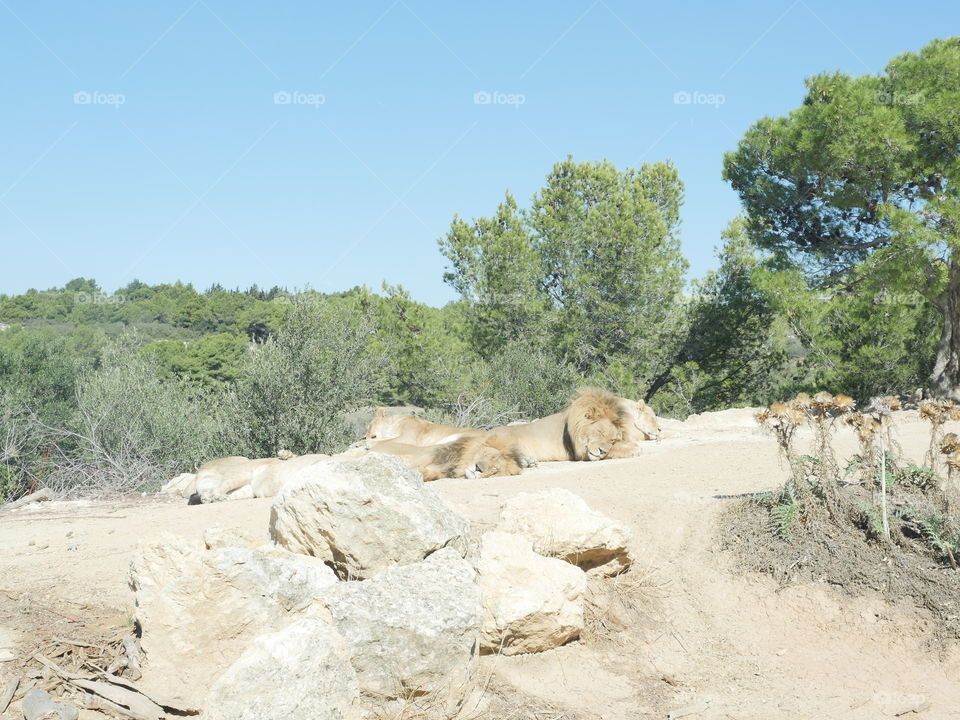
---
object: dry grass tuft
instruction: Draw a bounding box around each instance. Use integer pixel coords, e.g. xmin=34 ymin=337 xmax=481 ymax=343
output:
xmin=581 ymin=563 xmax=667 ymax=645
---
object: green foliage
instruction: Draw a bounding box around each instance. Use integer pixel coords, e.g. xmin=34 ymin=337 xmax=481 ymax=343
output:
xmin=0 ymin=394 xmax=48 ymax=502
xmin=917 ymin=511 xmax=960 ymax=565
xmin=0 ymin=278 xmax=288 ymax=340
xmin=58 ymin=333 xmax=234 ymax=494
xmin=770 ymin=499 xmax=799 ymax=540
xmin=723 ymin=37 xmax=960 ymax=395
xmin=453 ymin=339 xmax=581 ymax=426
xmin=751 ymin=260 xmax=939 ymax=399
xmin=439 ymin=157 xmax=688 ymax=390
xmin=231 ymin=296 xmax=385 ymax=457
xmin=650 ymin=218 xmax=791 ymax=415
xmin=144 ymin=333 xmax=248 ymax=389
xmin=0 ymin=326 xmax=97 ymax=429
xmin=363 ymin=284 xmax=472 ymax=409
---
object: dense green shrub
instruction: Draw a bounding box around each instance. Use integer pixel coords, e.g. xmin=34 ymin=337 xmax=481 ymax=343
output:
xmin=230 ymin=295 xmax=385 ymax=457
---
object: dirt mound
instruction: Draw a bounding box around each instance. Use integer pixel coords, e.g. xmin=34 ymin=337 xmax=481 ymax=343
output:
xmin=725 ymin=493 xmax=960 ymax=643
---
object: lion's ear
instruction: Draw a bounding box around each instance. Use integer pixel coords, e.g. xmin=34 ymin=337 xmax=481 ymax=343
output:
xmin=375 ymin=407 xmax=386 ymax=418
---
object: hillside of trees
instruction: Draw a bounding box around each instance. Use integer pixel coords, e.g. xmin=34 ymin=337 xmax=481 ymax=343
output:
xmin=5 ymin=22 xmax=956 ymax=508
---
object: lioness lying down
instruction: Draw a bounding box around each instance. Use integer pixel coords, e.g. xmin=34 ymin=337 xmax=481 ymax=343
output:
xmin=604 ymin=397 xmax=661 ymax=458
xmin=365 ymin=408 xmax=485 ymax=445
xmin=368 ymin=434 xmax=523 ymax=481
xmin=489 ymin=387 xmax=626 ymax=465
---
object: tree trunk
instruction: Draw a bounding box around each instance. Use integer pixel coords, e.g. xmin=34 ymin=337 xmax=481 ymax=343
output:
xmin=928 ymin=256 xmax=960 ymax=400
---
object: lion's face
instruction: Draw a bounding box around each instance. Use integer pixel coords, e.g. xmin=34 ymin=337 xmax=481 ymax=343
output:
xmin=577 ymin=418 xmax=621 ymax=461
xmin=465 ymin=443 xmax=522 ymax=479
xmin=365 ymin=415 xmax=404 ymax=441
xmin=631 ymin=399 xmax=661 ymax=440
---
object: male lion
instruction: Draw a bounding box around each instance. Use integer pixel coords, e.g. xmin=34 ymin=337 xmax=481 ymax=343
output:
xmin=365 ymin=407 xmax=485 ymax=446
xmin=488 ymin=387 xmax=625 ymax=465
xmin=604 ymin=398 xmax=662 ymax=458
xmin=368 ymin=434 xmax=523 ymax=481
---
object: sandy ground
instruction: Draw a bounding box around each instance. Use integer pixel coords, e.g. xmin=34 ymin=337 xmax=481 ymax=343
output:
xmin=2 ymin=409 xmax=960 ymax=719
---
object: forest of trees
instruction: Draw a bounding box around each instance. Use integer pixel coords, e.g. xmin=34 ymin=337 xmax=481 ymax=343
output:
xmin=1 ymin=37 xmax=955 ymax=502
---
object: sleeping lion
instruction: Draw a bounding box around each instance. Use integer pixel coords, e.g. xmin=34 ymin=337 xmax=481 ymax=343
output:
xmin=488 ymin=387 xmax=626 ymax=466
xmin=365 ymin=408 xmax=485 ymax=445
xmin=604 ymin=397 xmax=662 ymax=458
xmin=367 ymin=434 xmax=523 ymax=481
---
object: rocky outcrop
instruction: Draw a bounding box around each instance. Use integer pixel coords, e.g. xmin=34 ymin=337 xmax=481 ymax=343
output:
xmin=498 ymin=488 xmax=633 ymax=576
xmin=270 ymin=453 xmax=469 ymax=579
xmin=130 ymin=534 xmax=337 ymax=711
xmin=321 ymin=548 xmax=482 ymax=712
xmin=475 ymin=531 xmax=586 ymax=656
xmin=203 ymin=619 xmax=360 ymax=720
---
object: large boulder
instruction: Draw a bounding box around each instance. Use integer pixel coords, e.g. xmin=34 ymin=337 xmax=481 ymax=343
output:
xmin=270 ymin=453 xmax=469 ymax=579
xmin=203 ymin=619 xmax=361 ymax=720
xmin=475 ymin=531 xmax=587 ymax=656
xmin=321 ymin=548 xmax=482 ymax=713
xmin=130 ymin=534 xmax=338 ymax=711
xmin=497 ymin=488 xmax=633 ymax=577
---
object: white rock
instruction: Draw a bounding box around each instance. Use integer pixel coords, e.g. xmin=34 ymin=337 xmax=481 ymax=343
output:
xmin=321 ymin=547 xmax=481 ymax=712
xmin=21 ymin=690 xmax=78 ymax=720
xmin=130 ymin=534 xmax=338 ymax=711
xmin=475 ymin=531 xmax=586 ymax=656
xmin=203 ymin=619 xmax=360 ymax=720
xmin=498 ymin=488 xmax=633 ymax=577
xmin=160 ymin=472 xmax=196 ymax=498
xmin=203 ymin=526 xmax=259 ymax=550
xmin=270 ymin=453 xmax=469 ymax=579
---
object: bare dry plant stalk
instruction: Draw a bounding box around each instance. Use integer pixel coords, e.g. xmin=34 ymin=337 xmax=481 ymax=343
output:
xmin=803 ymin=391 xmax=854 ymax=518
xmin=865 ymin=396 xmax=900 ymax=539
xmin=941 ymin=433 xmax=960 ymax=518
xmin=920 ymin=398 xmax=959 ymax=474
xmin=448 ymin=394 xmax=523 ymax=431
xmin=845 ymin=411 xmax=881 ymax=483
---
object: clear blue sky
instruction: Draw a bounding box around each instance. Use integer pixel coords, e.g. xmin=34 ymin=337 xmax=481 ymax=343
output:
xmin=2 ymin=1 xmax=956 ymax=306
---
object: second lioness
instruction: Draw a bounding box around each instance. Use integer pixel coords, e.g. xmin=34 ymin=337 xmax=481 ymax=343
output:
xmin=365 ymin=407 xmax=485 ymax=445
xmin=368 ymin=434 xmax=523 ymax=481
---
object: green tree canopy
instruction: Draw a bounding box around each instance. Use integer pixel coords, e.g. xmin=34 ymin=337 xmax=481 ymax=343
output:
xmin=723 ymin=37 xmax=960 ymax=396
xmin=439 ymin=157 xmax=688 ymax=391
